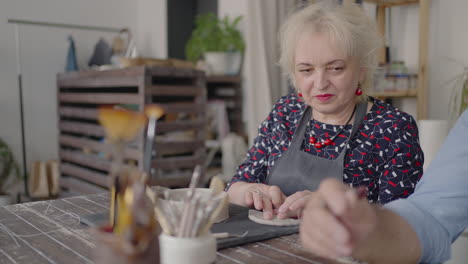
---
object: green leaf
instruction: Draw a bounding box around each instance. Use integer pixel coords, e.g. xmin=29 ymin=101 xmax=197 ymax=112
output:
xmin=0 ymin=138 xmax=21 ymax=194
xmin=185 ymin=13 xmax=245 ymax=62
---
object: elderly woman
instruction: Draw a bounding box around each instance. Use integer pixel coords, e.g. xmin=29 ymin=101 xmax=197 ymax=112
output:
xmin=227 ymin=1 xmax=424 ymax=220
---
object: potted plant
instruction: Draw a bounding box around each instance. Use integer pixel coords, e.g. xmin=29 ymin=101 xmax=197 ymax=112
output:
xmin=185 ymin=13 xmax=245 ymax=75
xmin=0 ymin=138 xmax=21 ymax=205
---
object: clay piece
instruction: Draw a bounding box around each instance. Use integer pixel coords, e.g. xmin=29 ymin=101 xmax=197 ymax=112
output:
xmin=248 ymin=209 xmax=300 ymax=226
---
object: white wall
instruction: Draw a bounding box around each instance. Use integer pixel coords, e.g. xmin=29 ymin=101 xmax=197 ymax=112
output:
xmin=136 ymin=0 xmax=167 ymax=58
xmin=425 ymin=0 xmax=468 ymax=120
xmin=386 ymin=4 xmax=419 ymax=119
xmin=218 ymin=0 xmax=252 ymax=138
xmin=0 ymin=0 xmax=166 ymax=184
xmin=218 ymin=0 xmax=248 ymax=23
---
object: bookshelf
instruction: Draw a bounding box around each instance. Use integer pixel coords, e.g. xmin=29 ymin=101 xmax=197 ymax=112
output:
xmin=364 ymin=0 xmax=430 ymax=119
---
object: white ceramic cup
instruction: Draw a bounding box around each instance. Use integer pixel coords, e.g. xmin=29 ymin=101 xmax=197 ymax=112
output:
xmin=159 ymin=233 xmax=216 ymax=264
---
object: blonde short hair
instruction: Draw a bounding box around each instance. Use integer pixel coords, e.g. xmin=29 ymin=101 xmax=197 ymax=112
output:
xmin=278 ymin=0 xmax=382 ymax=97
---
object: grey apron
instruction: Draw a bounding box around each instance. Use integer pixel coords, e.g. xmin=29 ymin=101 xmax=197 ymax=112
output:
xmin=266 ymin=101 xmax=368 ymax=196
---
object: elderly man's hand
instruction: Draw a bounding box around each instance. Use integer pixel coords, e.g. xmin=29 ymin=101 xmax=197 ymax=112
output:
xmin=299 ymin=178 xmax=377 ymax=259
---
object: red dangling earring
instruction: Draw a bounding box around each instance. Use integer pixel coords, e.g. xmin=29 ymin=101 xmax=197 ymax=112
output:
xmin=355 ymin=82 xmax=363 ymax=96
xmin=298 ymin=92 xmax=303 ymax=97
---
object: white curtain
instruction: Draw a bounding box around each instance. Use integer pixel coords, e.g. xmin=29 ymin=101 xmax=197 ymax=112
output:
xmin=243 ymin=0 xmax=302 ymax=144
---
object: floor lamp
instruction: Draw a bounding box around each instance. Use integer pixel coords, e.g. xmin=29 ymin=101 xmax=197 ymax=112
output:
xmin=7 ymin=19 xmax=121 ymax=199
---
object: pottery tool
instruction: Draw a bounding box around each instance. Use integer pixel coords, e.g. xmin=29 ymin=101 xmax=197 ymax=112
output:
xmin=143 ymin=104 xmax=165 ymax=183
xmin=109 ymin=177 xmax=121 ymax=228
xmin=185 ymin=194 xmax=202 ymax=237
xmin=212 ymin=231 xmax=249 ymax=239
xmin=127 ymin=183 xmax=158 ymax=248
xmin=147 ymin=186 xmax=180 ymax=235
xmin=152 ymin=176 xmax=230 ymax=238
xmin=209 ymin=176 xmax=225 ymax=195
xmin=205 ymin=175 xmax=229 ymax=227
xmin=153 ymin=195 xmax=175 ymax=235
xmin=98 ymin=107 xmax=147 ymax=142
xmin=97 ymin=107 xmax=146 ymax=228
xmin=113 ymin=186 xmax=133 ymax=235
xmin=198 ymin=191 xmax=228 ymax=236
xmin=178 ymin=165 xmax=202 ymax=237
xmin=193 ymin=175 xmax=229 ymax=235
xmin=187 ymin=191 xmax=225 ymax=237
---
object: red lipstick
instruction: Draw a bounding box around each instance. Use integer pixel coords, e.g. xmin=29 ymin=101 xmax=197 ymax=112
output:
xmin=315 ymin=94 xmax=334 ymax=102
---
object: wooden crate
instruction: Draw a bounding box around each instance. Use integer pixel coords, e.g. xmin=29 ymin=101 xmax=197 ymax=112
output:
xmin=57 ymin=66 xmax=207 ymax=194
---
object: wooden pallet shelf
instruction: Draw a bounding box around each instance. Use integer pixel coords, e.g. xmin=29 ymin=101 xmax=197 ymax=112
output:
xmin=364 ymin=0 xmax=429 ymax=119
xmin=206 ymin=75 xmax=244 ymax=136
xmin=57 ymin=66 xmax=207 ymax=194
xmin=363 ymin=0 xmax=419 ymax=7
xmin=369 ymin=88 xmax=418 ymax=98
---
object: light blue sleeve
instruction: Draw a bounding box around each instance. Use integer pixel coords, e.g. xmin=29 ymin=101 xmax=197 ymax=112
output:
xmin=385 ymin=109 xmax=468 ymax=264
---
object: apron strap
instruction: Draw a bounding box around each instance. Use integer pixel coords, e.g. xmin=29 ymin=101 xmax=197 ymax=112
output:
xmin=290 ymin=107 xmax=312 ymax=148
xmin=349 ymin=100 xmax=368 ymax=139
xmin=337 ymin=100 xmax=368 ymax=159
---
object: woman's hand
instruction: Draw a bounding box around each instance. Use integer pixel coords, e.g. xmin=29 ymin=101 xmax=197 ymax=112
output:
xmin=228 ymin=182 xmax=286 ymax=220
xmin=277 ymin=190 xmax=314 ymax=219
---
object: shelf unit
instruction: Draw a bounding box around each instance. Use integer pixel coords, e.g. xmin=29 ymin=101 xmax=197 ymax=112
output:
xmin=206 ymin=75 xmax=245 ymax=137
xmin=363 ymin=0 xmax=429 ymax=119
xmin=369 ymin=88 xmax=417 ymax=98
xmin=56 ymin=66 xmax=207 ymax=195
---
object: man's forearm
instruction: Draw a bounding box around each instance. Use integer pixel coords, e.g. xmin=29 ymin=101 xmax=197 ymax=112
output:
xmin=353 ymin=206 xmax=422 ymax=264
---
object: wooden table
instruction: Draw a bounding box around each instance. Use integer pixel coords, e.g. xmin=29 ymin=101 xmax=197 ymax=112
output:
xmin=0 ymin=193 xmax=342 ymax=264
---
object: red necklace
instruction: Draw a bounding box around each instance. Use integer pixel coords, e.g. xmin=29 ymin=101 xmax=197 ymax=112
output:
xmin=309 ymin=106 xmax=357 ymax=149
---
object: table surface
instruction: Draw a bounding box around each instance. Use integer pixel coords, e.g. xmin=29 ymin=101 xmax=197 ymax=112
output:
xmin=0 ymin=193 xmax=345 ymax=264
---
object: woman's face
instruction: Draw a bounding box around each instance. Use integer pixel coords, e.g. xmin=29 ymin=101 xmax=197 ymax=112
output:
xmin=293 ymin=31 xmax=365 ymax=117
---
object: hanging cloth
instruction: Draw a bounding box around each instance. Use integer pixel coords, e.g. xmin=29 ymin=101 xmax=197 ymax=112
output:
xmin=65 ymin=35 xmax=78 ymax=72
xmin=88 ymin=38 xmax=113 ymax=66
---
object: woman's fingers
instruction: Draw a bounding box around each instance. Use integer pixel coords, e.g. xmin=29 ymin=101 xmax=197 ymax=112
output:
xmin=278 ymin=194 xmax=299 ymax=219
xmin=251 ymin=190 xmax=274 ymax=219
xmin=244 ymin=190 xmax=254 ymax=207
xmin=278 ymin=191 xmax=312 ymax=219
xmin=262 ymin=196 xmax=274 ymax=219
xmin=252 ymin=190 xmax=264 ymax=210
xmin=268 ymin=185 xmax=285 ymax=208
xmin=242 ymin=185 xmax=288 ymax=220
xmin=289 ymin=195 xmax=307 ymax=211
xmin=278 ymin=193 xmax=297 ymax=213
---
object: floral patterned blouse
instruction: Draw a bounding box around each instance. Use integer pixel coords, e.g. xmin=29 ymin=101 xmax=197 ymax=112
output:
xmin=228 ymin=94 xmax=424 ymax=204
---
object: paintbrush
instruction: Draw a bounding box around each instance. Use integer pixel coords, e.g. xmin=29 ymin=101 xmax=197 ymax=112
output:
xmin=143 ymin=104 xmax=165 ymax=183
xmin=178 ymin=165 xmax=202 ymax=237
xmin=109 ymin=177 xmax=121 ymax=228
xmin=197 ymin=191 xmax=228 ymax=236
xmin=97 ymin=107 xmax=146 ymax=229
xmin=146 ymin=187 xmax=174 ymax=235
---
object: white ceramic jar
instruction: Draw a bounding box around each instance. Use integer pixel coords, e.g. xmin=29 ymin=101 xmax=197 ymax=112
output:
xmin=159 ymin=233 xmax=217 ymax=264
